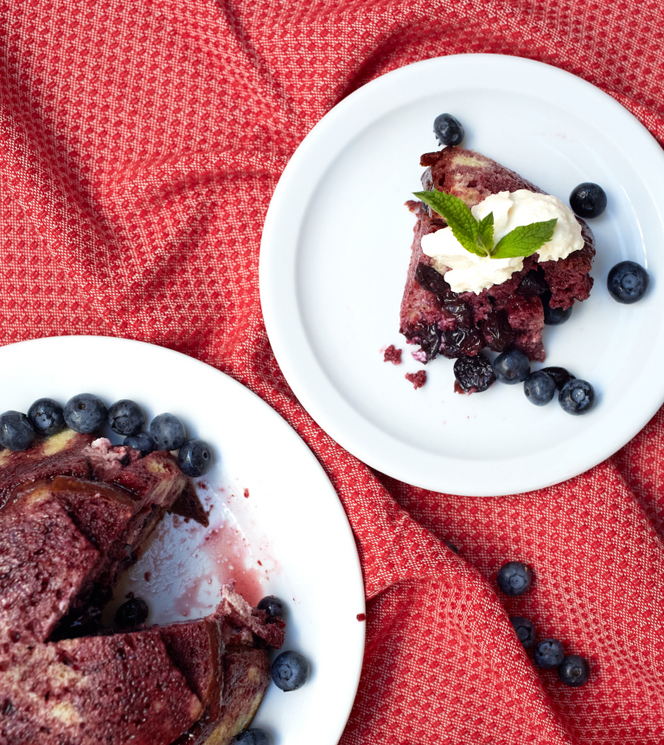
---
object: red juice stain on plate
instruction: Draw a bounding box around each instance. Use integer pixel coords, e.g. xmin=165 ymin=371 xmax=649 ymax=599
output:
xmin=170 ymin=519 xmax=265 ymax=618
xmin=244 ymin=488 xmax=250 ymax=498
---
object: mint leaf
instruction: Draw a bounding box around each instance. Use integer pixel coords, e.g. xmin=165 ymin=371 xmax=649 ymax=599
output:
xmin=476 ymin=212 xmax=495 ymax=254
xmin=413 ymin=189 xmax=487 ymax=257
xmin=413 ymin=188 xmax=559 ymax=262
xmin=492 ymin=219 xmax=557 ymax=259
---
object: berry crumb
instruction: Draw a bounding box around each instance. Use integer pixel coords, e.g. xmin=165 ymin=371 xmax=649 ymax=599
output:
xmin=384 ymin=345 xmax=402 ymax=364
xmin=405 ymin=371 xmax=427 ymax=389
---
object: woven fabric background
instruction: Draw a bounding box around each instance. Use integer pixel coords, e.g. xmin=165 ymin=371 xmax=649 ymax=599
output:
xmin=2 ymin=0 xmax=664 ymax=743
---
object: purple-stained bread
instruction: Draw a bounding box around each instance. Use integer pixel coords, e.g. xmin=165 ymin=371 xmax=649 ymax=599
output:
xmin=400 ymin=147 xmax=595 ymax=363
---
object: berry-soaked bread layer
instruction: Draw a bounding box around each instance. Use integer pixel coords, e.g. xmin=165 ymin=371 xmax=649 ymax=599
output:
xmin=0 ymin=496 xmax=100 ymax=644
xmin=0 ymin=630 xmax=204 ymax=745
xmin=0 ymin=416 xmax=287 ymax=743
xmin=174 ymin=647 xmax=271 ymax=745
xmin=400 ymin=147 xmax=595 ymax=363
xmin=0 ymin=586 xmax=280 ymax=745
xmin=0 ymin=449 xmax=189 ymax=642
xmin=157 ymin=583 xmax=285 ymax=741
xmin=0 ymin=429 xmax=94 ymax=509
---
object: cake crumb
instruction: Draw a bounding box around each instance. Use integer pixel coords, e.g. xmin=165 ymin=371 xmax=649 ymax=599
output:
xmin=405 ymin=371 xmax=427 ymax=389
xmin=383 ymin=345 xmax=402 ymax=365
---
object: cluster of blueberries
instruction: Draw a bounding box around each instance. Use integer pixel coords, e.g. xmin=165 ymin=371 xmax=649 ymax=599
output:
xmin=115 ymin=595 xmax=309 ymax=745
xmin=0 ymin=395 xmax=211 ymax=477
xmin=497 ymin=561 xmax=590 ymax=688
xmin=493 ymin=351 xmax=594 ymax=414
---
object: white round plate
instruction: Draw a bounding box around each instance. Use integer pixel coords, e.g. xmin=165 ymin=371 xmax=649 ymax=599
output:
xmin=260 ymin=53 xmax=664 ymax=496
xmin=0 ymin=336 xmax=365 ymax=745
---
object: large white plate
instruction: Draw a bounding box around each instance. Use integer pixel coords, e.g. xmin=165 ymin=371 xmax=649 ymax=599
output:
xmin=0 ymin=335 xmax=365 ymax=745
xmin=260 ymin=53 xmax=664 ymax=496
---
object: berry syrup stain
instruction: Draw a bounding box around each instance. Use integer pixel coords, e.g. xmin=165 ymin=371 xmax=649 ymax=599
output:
xmin=106 ymin=481 xmax=265 ymax=626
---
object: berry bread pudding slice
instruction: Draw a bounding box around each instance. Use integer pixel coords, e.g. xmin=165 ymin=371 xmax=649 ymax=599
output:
xmin=400 ymin=147 xmax=595 ymax=364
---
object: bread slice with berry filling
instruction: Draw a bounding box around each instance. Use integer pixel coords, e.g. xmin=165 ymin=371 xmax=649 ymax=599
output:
xmin=400 ymin=147 xmax=595 ymax=363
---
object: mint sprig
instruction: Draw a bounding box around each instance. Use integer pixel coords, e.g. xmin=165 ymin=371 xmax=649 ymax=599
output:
xmin=413 ymin=188 xmax=557 ymax=260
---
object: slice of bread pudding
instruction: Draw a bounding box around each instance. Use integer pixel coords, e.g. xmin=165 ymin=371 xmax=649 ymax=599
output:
xmin=400 ymin=147 xmax=595 ymax=363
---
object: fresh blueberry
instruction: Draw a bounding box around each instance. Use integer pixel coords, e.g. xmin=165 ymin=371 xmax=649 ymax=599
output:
xmin=540 ymin=367 xmax=574 ymax=390
xmin=534 ymin=638 xmax=565 ymax=669
xmin=177 ymin=439 xmax=212 ymax=477
xmin=542 ymin=294 xmax=573 ymax=325
xmin=27 ymin=398 xmax=65 ymax=436
xmin=607 ymin=261 xmax=649 ymax=304
xmin=114 ymin=597 xmax=149 ymax=628
xmin=523 ymin=371 xmax=556 ymax=406
xmin=257 ymin=595 xmax=286 ymax=621
xmin=235 ymin=730 xmax=273 ymax=745
xmin=493 ymin=349 xmax=530 ymax=384
xmin=497 ymin=561 xmax=533 ymax=596
xmin=64 ymin=394 xmax=107 ymax=434
xmin=559 ymin=379 xmax=595 ymax=415
xmin=510 ymin=617 xmax=536 ymax=650
xmin=123 ymin=432 xmax=155 ymax=456
xmin=569 ymin=182 xmax=607 ymax=218
xmin=558 ymin=654 xmax=590 ymax=687
xmin=149 ymin=413 xmax=186 ymax=451
xmin=107 ymin=399 xmax=145 ymax=437
xmin=518 ymin=270 xmax=549 ymax=298
xmin=271 ymin=650 xmax=310 ymax=691
xmin=453 ymin=353 xmax=496 ymax=393
xmin=0 ymin=411 xmax=36 ymax=451
xmin=433 ymin=113 xmax=464 ymax=147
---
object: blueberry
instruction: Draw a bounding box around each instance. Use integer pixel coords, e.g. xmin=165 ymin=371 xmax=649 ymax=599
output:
xmin=107 ymin=399 xmax=145 ymax=436
xmin=523 ymin=371 xmax=556 ymax=406
xmin=27 ymin=398 xmax=65 ymax=436
xmin=64 ymin=394 xmax=107 ymax=434
xmin=123 ymin=432 xmax=155 ymax=456
xmin=510 ymin=617 xmax=536 ymax=650
xmin=540 ymin=367 xmax=574 ymax=390
xmin=444 ymin=539 xmax=459 ymax=555
xmin=497 ymin=561 xmax=533 ymax=596
xmin=257 ymin=595 xmax=286 ymax=620
xmin=235 ymin=730 xmax=273 ymax=745
xmin=558 ymin=654 xmax=590 ymax=687
xmin=453 ymin=353 xmax=496 ymax=393
xmin=542 ymin=293 xmax=573 ymax=325
xmin=559 ymin=379 xmax=595 ymax=415
xmin=149 ymin=413 xmax=186 ymax=451
xmin=0 ymin=411 xmax=36 ymax=451
xmin=534 ymin=638 xmax=565 ymax=669
xmin=493 ymin=349 xmax=530 ymax=384
xmin=177 ymin=439 xmax=212 ymax=477
xmin=114 ymin=597 xmax=149 ymax=628
xmin=271 ymin=650 xmax=310 ymax=691
xmin=607 ymin=261 xmax=649 ymax=304
xmin=433 ymin=113 xmax=464 ymax=147
xmin=570 ymin=182 xmax=607 ymax=219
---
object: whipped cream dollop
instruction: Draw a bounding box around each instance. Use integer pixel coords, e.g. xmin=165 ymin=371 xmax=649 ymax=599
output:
xmin=421 ymin=189 xmax=584 ymax=294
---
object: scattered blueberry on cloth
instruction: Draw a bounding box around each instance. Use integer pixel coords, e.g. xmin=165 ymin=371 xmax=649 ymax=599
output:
xmin=2 ymin=1 xmax=664 ymax=743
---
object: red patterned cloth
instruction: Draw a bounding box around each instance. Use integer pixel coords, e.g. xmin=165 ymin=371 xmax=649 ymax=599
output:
xmin=2 ymin=1 xmax=664 ymax=743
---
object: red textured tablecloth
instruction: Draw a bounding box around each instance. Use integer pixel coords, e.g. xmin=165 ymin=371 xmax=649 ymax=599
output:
xmin=2 ymin=1 xmax=664 ymax=743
